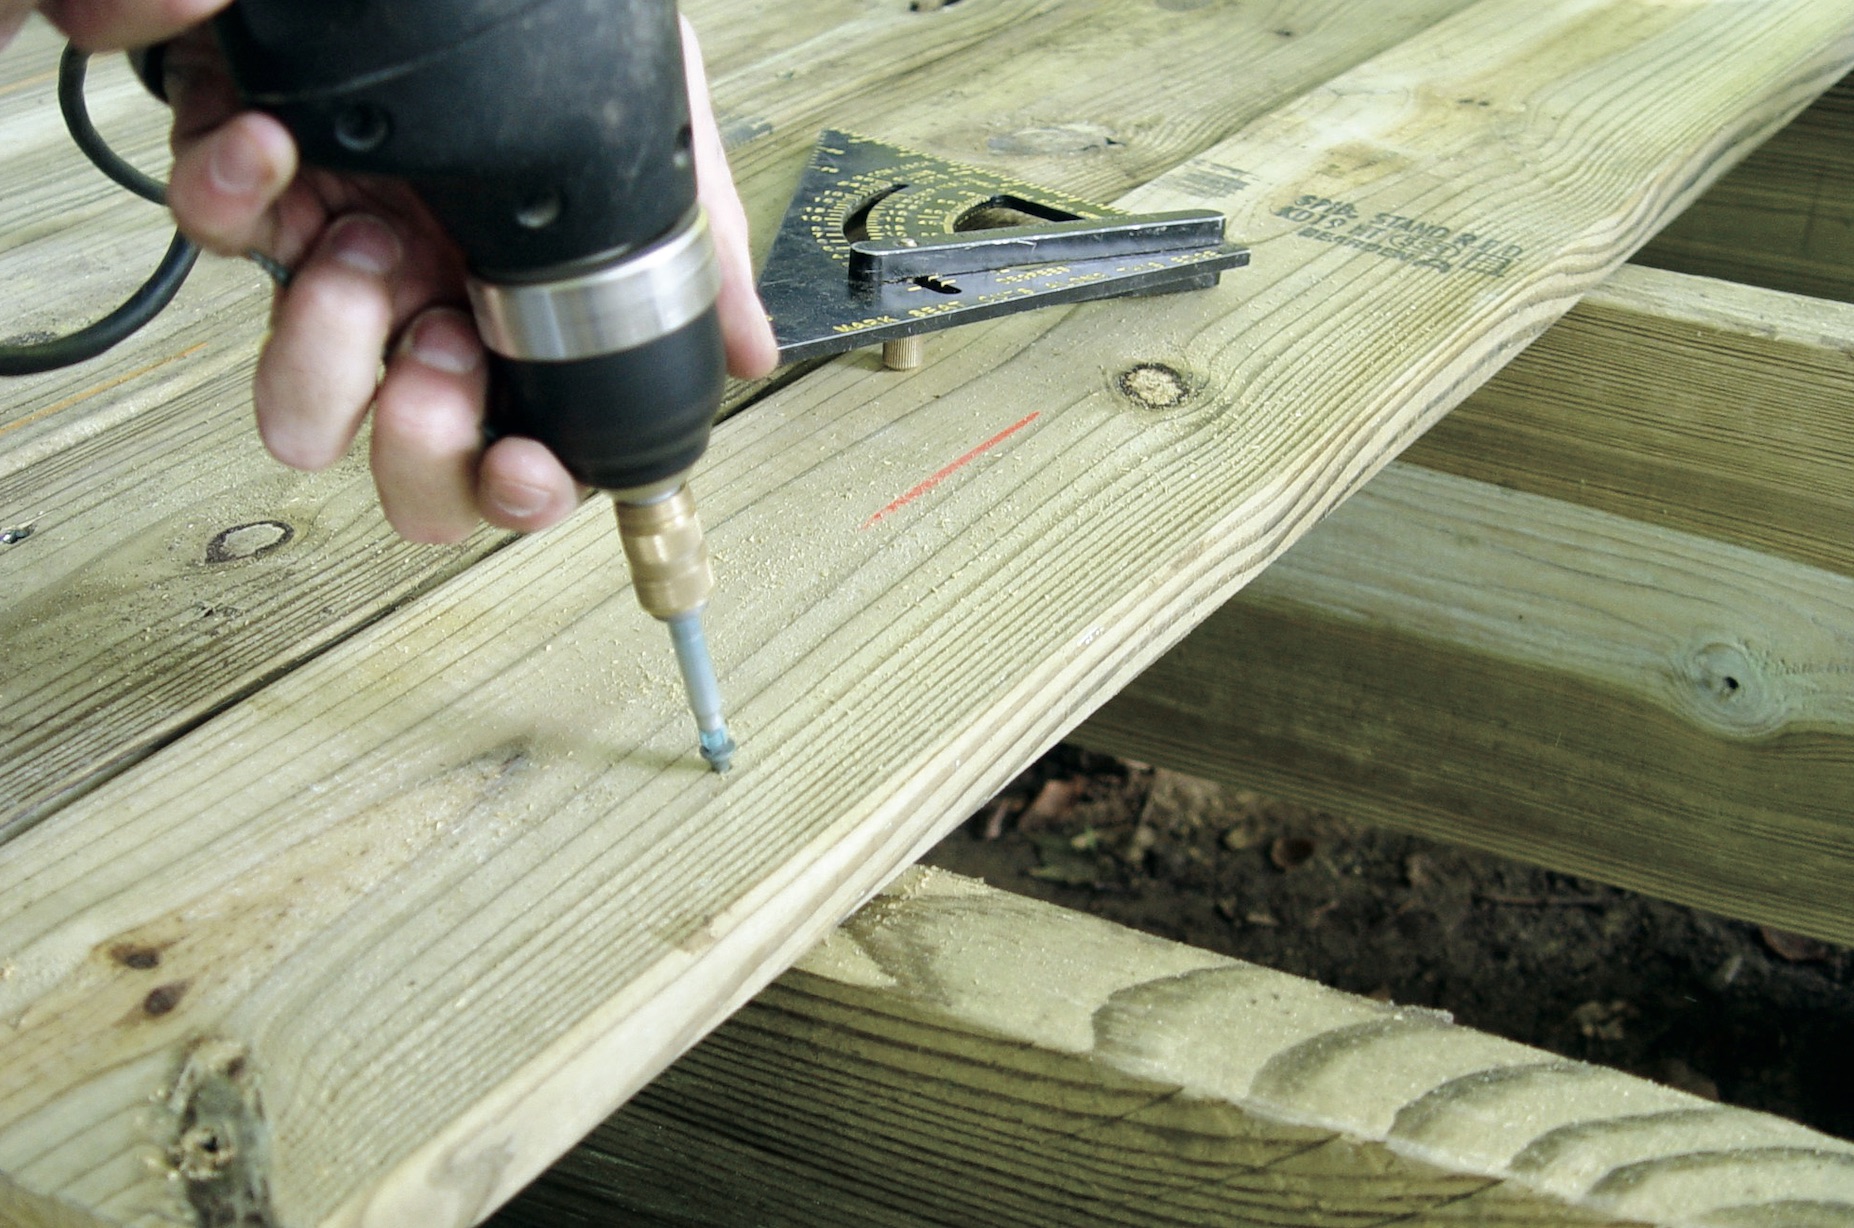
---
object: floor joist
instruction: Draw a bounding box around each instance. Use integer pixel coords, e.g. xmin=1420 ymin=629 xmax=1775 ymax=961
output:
xmin=494 ymin=868 xmax=1854 ymax=1228
xmin=1637 ymin=71 xmax=1854 ymax=303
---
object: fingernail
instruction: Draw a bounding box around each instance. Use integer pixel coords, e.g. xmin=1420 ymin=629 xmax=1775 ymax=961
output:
xmin=209 ymin=131 xmax=266 ymax=194
xmin=404 ymin=311 xmax=482 ymax=375
xmin=491 ymin=482 xmax=550 ymax=520
xmin=329 ymin=215 xmax=402 ymax=276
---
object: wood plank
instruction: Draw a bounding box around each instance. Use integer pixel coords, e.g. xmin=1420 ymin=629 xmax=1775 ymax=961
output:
xmin=0 ymin=0 xmax=1477 ymax=836
xmin=4 ymin=3 xmax=1852 ymax=1226
xmin=1636 ymin=70 xmax=1854 ymax=303
xmin=679 ymin=0 xmax=879 ymax=88
xmin=1078 ymin=460 xmax=1854 ymax=945
xmin=492 ymin=868 xmax=1854 ymax=1228
xmin=1404 ymin=263 xmax=1854 ymax=579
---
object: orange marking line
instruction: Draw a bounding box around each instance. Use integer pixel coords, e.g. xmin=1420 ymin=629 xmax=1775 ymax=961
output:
xmin=0 ymin=342 xmax=208 ymax=440
xmin=862 ymin=411 xmax=1040 ymax=529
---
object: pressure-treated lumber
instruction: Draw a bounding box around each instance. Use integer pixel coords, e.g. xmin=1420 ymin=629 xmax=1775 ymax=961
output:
xmin=0 ymin=0 xmax=1477 ymax=836
xmin=4 ymin=3 xmax=1854 ymax=1226
xmin=1078 ymin=264 xmax=1854 ymax=944
xmin=1404 ymin=263 xmax=1854 ymax=578
xmin=1636 ymin=71 xmax=1854 ymax=303
xmin=1079 ymin=459 xmax=1854 ymax=946
xmin=492 ymin=867 xmax=1854 ymax=1228
xmin=1079 ymin=265 xmax=1854 ymax=944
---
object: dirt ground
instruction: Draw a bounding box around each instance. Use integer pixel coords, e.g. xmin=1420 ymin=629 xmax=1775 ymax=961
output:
xmin=923 ymin=745 xmax=1854 ymax=1140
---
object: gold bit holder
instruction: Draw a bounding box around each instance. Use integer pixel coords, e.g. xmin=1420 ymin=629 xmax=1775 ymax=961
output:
xmin=613 ymin=481 xmax=714 ymax=621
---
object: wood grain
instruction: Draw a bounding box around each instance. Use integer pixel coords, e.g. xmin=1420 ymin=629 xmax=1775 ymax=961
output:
xmin=1406 ymin=263 xmax=1854 ymax=579
xmin=0 ymin=0 xmax=1474 ymax=836
xmin=1079 ymin=460 xmax=1854 ymax=945
xmin=1637 ymin=71 xmax=1854 ymax=303
xmin=4 ymin=2 xmax=1853 ymax=1226
xmin=494 ymin=868 xmax=1854 ymax=1227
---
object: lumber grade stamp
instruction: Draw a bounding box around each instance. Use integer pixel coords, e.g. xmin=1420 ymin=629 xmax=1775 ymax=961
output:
xmin=494 ymin=868 xmax=1854 ymax=1227
xmin=3 ymin=2 xmax=1854 ymax=1226
xmin=0 ymin=0 xmax=1476 ymax=840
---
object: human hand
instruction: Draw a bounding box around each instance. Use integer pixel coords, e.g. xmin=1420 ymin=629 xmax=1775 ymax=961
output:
xmin=0 ymin=1 xmax=28 ymax=47
xmin=21 ymin=5 xmax=778 ymax=544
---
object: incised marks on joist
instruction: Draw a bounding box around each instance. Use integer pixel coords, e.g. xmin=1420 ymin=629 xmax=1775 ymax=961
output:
xmin=164 ymin=1037 xmax=276 ymax=1228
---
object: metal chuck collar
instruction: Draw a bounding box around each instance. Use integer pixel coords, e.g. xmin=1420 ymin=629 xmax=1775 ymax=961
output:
xmin=468 ymin=208 xmax=721 ymax=367
xmin=466 ymin=209 xmax=727 ymax=498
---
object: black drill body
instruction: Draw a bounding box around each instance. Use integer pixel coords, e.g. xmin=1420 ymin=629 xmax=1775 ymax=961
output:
xmin=215 ymin=0 xmax=727 ymax=490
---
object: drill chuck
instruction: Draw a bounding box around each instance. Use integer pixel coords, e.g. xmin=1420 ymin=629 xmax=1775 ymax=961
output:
xmin=216 ymin=0 xmax=727 ymax=492
xmin=472 ymin=210 xmax=728 ymax=491
xmin=470 ymin=209 xmax=720 ymax=364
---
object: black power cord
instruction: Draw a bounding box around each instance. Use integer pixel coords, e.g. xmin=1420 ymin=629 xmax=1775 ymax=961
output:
xmin=0 ymin=46 xmax=200 ymax=377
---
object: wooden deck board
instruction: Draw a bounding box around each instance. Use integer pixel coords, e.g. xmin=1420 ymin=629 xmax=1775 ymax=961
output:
xmin=0 ymin=0 xmax=1474 ymax=839
xmin=1637 ymin=70 xmax=1854 ymax=303
xmin=1078 ymin=264 xmax=1854 ymax=944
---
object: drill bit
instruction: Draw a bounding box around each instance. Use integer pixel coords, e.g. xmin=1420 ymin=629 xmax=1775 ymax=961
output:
xmin=614 ymin=485 xmax=735 ymax=773
xmin=666 ymin=610 xmax=735 ymax=772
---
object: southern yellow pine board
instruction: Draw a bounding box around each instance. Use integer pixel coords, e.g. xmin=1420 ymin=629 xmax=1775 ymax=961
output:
xmin=494 ymin=868 xmax=1854 ymax=1228
xmin=1081 ymin=458 xmax=1854 ymax=945
xmin=4 ymin=2 xmax=1854 ymax=1226
xmin=1409 ymin=263 xmax=1854 ymax=579
xmin=1638 ymin=69 xmax=1854 ymax=302
xmin=0 ymin=0 xmax=1477 ymax=836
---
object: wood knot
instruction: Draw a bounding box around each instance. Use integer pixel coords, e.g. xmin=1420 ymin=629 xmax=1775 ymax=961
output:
xmin=1679 ymin=640 xmax=1784 ymax=737
xmin=1117 ymin=362 xmax=1191 ymax=408
xmin=165 ymin=1038 xmax=274 ymax=1223
xmin=205 ymin=521 xmax=293 ymax=565
xmin=110 ymin=942 xmax=162 ymax=970
xmin=987 ymin=122 xmax=1118 ymax=157
xmin=142 ymin=980 xmax=190 ymax=1017
xmin=1690 ymin=641 xmax=1754 ymax=707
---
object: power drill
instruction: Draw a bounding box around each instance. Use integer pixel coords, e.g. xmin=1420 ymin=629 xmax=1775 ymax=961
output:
xmin=209 ymin=0 xmax=737 ymax=770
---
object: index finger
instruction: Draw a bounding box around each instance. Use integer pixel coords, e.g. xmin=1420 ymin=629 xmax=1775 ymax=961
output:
xmin=39 ymin=0 xmax=228 ymax=51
